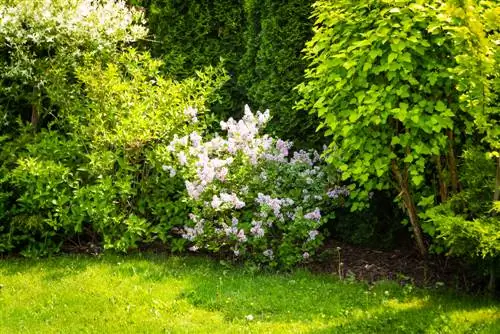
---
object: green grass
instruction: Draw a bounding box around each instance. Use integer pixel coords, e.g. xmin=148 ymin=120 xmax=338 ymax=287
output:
xmin=0 ymin=254 xmax=498 ymax=333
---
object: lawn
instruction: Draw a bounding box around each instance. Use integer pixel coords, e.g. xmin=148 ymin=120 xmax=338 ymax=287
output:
xmin=0 ymin=254 xmax=498 ymax=333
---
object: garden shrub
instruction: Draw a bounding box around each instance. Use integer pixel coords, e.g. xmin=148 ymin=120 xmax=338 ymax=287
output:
xmin=0 ymin=0 xmax=228 ymax=256
xmin=297 ymin=0 xmax=499 ymax=256
xmin=161 ymin=106 xmax=347 ymax=268
xmin=0 ymin=0 xmax=148 ymax=131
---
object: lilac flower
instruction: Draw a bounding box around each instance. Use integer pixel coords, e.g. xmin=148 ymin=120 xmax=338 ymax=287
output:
xmin=162 ymin=165 xmax=176 ymax=177
xmin=185 ymin=181 xmax=204 ymax=199
xmin=257 ymin=109 xmax=270 ymax=126
xmin=250 ymin=221 xmax=265 ymax=238
xmin=237 ymin=229 xmax=247 ymax=242
xmin=291 ymin=150 xmax=314 ymax=166
xmin=327 ymin=186 xmax=350 ymax=199
xmin=182 ymin=221 xmax=204 ymax=241
xmin=308 ymin=230 xmax=319 ymax=241
xmin=223 ymin=223 xmax=238 ymax=236
xmin=189 ymin=131 xmax=202 ymax=148
xmin=304 ymin=208 xmax=321 ymax=221
xmin=216 ymin=167 xmax=228 ymax=182
xmin=184 ymin=106 xmax=198 ymax=123
xmin=211 ymin=195 xmax=222 ymax=209
xmin=276 ymin=139 xmax=292 ymax=157
xmin=303 ymin=252 xmax=310 ymax=259
xmin=178 ymin=151 xmax=187 ymax=166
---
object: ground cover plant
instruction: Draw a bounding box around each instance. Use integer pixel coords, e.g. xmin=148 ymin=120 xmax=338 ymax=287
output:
xmin=0 ymin=254 xmax=499 ymax=333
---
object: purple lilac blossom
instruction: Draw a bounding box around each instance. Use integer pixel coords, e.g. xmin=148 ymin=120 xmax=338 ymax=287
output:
xmin=327 ymin=186 xmax=350 ymax=199
xmin=250 ymin=221 xmax=265 ymax=238
xmin=304 ymin=208 xmax=321 ymax=221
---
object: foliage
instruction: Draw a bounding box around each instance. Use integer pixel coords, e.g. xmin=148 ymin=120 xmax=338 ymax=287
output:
xmin=161 ymin=106 xmax=345 ymax=268
xmin=238 ymin=0 xmax=320 ymax=148
xmin=0 ymin=0 xmax=229 ymax=256
xmin=134 ymin=0 xmax=321 ymax=147
xmin=0 ymin=0 xmax=147 ymax=131
xmin=425 ymin=149 xmax=500 ymax=260
xmin=131 ymin=0 xmax=246 ymax=119
xmin=297 ymin=0 xmax=500 ymax=256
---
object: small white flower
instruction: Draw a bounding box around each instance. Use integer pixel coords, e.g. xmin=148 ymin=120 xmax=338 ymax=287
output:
xmin=245 ymin=314 xmax=254 ymax=321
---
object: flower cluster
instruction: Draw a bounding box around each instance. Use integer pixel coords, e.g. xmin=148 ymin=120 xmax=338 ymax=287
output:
xmin=163 ymin=105 xmax=346 ymax=268
xmin=327 ymin=186 xmax=350 ymax=199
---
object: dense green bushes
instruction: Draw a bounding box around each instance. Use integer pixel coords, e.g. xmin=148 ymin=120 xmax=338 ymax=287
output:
xmin=299 ymin=0 xmax=499 ymax=285
xmin=0 ymin=0 xmax=340 ymax=267
xmin=0 ymin=0 xmax=499 ymax=288
xmin=0 ymin=0 xmax=227 ymax=256
xmin=134 ymin=0 xmax=320 ymax=147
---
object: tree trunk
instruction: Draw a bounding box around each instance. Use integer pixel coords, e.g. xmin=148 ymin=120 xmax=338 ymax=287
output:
xmin=31 ymin=104 xmax=39 ymax=127
xmin=392 ymin=161 xmax=427 ymax=257
xmin=447 ymin=130 xmax=460 ymax=193
xmin=494 ymin=156 xmax=500 ymax=203
xmin=436 ymin=155 xmax=448 ymax=202
xmin=489 ymin=157 xmax=500 ymax=294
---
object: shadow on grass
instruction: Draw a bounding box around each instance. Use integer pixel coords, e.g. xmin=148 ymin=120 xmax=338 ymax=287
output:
xmin=0 ymin=252 xmax=498 ymax=333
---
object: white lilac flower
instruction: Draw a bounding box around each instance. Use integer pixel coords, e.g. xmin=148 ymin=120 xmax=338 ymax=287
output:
xmin=257 ymin=109 xmax=270 ymax=126
xmin=308 ymin=230 xmax=319 ymax=241
xmin=222 ymin=223 xmax=238 ymax=236
xmin=184 ymin=106 xmax=198 ymax=122
xmin=304 ymin=208 xmax=321 ymax=221
xmin=275 ymin=139 xmax=292 ymax=157
xmin=189 ymin=131 xmax=202 ymax=148
xmin=178 ymin=151 xmax=187 ymax=166
xmin=303 ymin=252 xmax=310 ymax=259
xmin=211 ymin=195 xmax=222 ymax=209
xmin=182 ymin=223 xmax=204 ymax=241
xmin=216 ymin=167 xmax=228 ymax=181
xmin=162 ymin=165 xmax=176 ymax=177
xmin=237 ymin=229 xmax=247 ymax=242
xmin=185 ymin=181 xmax=204 ymax=199
xmin=250 ymin=221 xmax=265 ymax=238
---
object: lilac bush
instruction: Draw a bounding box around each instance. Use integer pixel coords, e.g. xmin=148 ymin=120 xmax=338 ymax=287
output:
xmin=162 ymin=105 xmax=348 ymax=268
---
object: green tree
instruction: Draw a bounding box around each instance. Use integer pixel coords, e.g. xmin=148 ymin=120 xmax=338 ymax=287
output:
xmin=298 ymin=0 xmax=499 ymax=256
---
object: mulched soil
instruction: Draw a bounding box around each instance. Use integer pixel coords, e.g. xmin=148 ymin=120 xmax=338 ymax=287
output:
xmin=311 ymin=239 xmax=486 ymax=292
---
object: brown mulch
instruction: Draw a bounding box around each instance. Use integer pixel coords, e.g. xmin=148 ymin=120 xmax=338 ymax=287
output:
xmin=311 ymin=239 xmax=484 ymax=291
